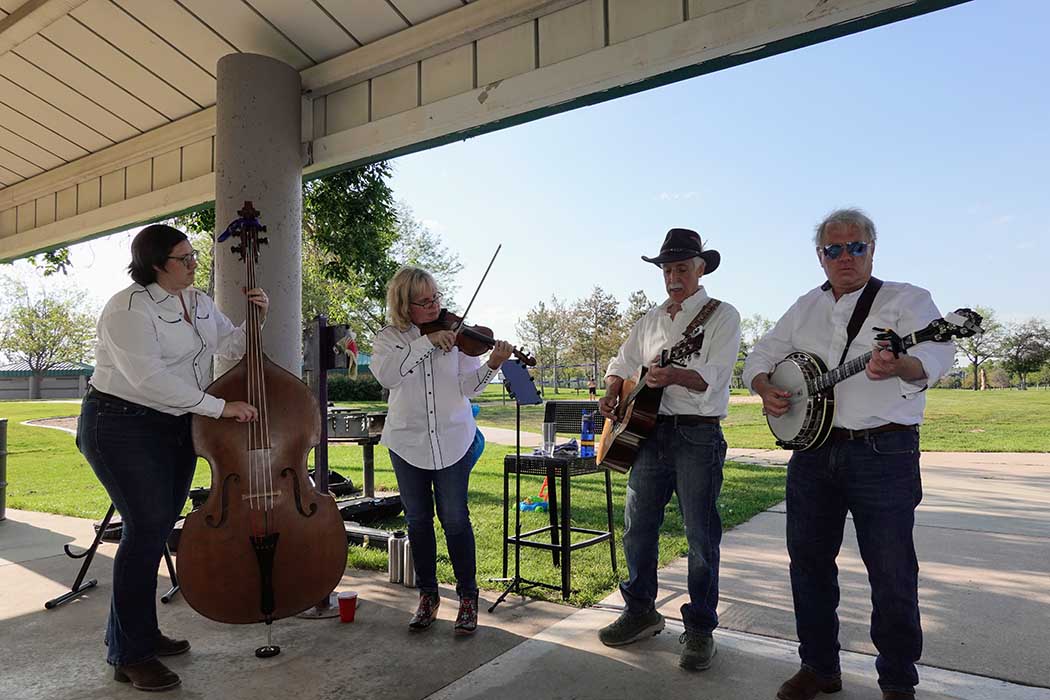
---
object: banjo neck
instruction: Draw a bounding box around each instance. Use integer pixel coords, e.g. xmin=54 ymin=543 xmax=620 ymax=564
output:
xmin=810 ymin=333 xmax=919 ymax=394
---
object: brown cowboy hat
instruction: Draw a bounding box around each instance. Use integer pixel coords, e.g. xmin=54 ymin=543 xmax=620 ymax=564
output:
xmin=641 ymin=228 xmax=720 ymax=274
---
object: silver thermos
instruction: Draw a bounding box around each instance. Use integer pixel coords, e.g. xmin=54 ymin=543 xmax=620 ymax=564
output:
xmin=402 ymin=537 xmax=416 ymax=588
xmin=388 ymin=530 xmax=406 ymax=583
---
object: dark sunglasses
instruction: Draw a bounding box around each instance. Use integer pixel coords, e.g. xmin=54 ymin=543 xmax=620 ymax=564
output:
xmin=820 ymin=240 xmax=870 ymax=260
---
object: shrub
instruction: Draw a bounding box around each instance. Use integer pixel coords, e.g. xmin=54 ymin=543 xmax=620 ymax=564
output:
xmin=327 ymin=375 xmax=383 ymax=401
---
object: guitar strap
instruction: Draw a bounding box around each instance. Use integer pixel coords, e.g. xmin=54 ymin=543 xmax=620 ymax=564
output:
xmin=835 ymin=276 xmax=883 ymax=367
xmin=680 ymin=298 xmax=722 ymax=350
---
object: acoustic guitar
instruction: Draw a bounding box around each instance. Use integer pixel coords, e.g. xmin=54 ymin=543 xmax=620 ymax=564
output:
xmin=596 ymin=313 xmax=712 ymax=473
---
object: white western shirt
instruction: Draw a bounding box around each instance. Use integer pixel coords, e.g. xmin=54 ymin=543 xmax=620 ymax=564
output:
xmin=371 ymin=324 xmax=497 ymax=470
xmin=90 ymin=283 xmax=247 ymax=418
xmin=742 ymin=280 xmax=956 ymax=430
xmin=606 ymin=287 xmax=742 ymax=419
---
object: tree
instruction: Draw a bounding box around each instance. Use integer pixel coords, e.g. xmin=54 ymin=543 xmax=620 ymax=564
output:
xmin=516 ymin=296 xmax=570 ymax=393
xmin=999 ymin=319 xmax=1050 ymax=390
xmin=735 ymin=314 xmax=774 ymax=388
xmin=956 ymin=305 xmax=1004 ymax=390
xmin=0 ymin=277 xmax=95 ymax=398
xmin=570 ymin=286 xmax=623 ymax=384
xmin=622 ymin=290 xmax=655 ymax=328
xmin=172 ymin=165 xmax=463 ymax=353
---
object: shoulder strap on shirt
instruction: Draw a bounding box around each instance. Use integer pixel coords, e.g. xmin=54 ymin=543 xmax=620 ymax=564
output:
xmin=837 ymin=277 xmax=882 ymax=367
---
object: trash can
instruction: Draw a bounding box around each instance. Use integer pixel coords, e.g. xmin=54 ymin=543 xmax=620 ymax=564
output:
xmin=0 ymin=418 xmax=8 ymax=522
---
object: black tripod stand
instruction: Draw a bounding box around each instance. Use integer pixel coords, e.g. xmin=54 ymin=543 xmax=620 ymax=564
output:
xmin=45 ymin=503 xmax=180 ymax=609
xmin=487 ymin=360 xmax=552 ymax=612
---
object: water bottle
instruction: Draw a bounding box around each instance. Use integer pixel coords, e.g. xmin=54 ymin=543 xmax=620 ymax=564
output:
xmin=580 ymin=411 xmax=595 ymax=458
xmin=388 ymin=530 xmax=405 ymax=583
xmin=402 ymin=537 xmax=417 ymax=588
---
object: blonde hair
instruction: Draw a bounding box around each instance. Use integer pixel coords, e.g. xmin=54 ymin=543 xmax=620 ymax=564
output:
xmin=386 ymin=266 xmax=439 ymax=331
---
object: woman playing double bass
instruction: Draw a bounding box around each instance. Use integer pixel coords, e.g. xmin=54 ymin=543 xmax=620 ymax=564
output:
xmin=371 ymin=266 xmax=512 ymax=634
xmin=76 ymin=223 xmax=266 ymax=692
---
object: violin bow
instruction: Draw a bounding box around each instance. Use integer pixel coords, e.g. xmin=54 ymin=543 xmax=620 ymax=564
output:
xmin=452 ymin=244 xmax=501 ymax=334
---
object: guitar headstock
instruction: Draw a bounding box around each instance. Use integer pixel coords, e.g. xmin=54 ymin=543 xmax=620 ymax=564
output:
xmin=666 ymin=324 xmax=706 ymax=365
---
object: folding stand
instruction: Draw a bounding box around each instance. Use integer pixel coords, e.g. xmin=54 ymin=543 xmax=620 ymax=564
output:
xmin=45 ymin=503 xmax=180 ymax=609
xmin=487 ymin=359 xmax=552 ymax=613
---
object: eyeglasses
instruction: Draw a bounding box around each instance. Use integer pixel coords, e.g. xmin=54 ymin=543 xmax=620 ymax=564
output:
xmin=819 ymin=241 xmax=870 ymax=260
xmin=409 ymin=292 xmax=442 ymax=309
xmin=167 ymin=250 xmax=199 ymax=267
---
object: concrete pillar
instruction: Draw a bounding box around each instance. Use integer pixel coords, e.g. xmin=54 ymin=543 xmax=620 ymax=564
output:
xmin=214 ymin=53 xmax=302 ymax=376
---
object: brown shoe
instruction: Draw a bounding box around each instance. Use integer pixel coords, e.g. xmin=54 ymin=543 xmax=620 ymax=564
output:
xmin=155 ymin=634 xmax=190 ymax=657
xmin=882 ymin=692 xmax=915 ymax=699
xmin=114 ymin=658 xmax=181 ymax=692
xmin=776 ymin=668 xmax=842 ymax=700
xmin=408 ymin=592 xmax=440 ymax=630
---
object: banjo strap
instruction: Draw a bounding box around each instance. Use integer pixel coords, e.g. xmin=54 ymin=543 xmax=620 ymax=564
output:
xmin=835 ymin=276 xmax=883 ymax=367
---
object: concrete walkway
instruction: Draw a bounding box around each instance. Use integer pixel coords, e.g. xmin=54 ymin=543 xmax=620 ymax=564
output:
xmin=2 ymin=443 xmax=1048 ymax=699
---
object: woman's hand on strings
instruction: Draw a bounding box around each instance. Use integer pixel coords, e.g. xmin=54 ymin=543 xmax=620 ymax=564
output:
xmin=244 ymin=287 xmax=269 ymax=319
xmin=222 ymin=401 xmax=258 ymax=422
xmin=487 ymin=340 xmax=513 ymax=369
xmin=427 ymin=330 xmax=457 ymax=352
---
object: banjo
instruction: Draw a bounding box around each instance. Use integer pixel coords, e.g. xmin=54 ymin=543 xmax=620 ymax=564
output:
xmin=765 ymin=308 xmax=982 ymax=451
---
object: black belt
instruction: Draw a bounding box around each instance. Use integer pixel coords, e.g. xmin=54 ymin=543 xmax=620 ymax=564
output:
xmin=86 ymin=386 xmax=188 ymax=421
xmin=828 ymin=423 xmax=917 ymax=442
xmin=655 ymin=414 xmax=720 ymax=426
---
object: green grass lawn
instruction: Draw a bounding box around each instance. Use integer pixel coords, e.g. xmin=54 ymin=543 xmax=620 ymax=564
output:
xmin=1 ymin=399 xmax=784 ymax=606
xmin=380 ymin=388 xmax=1049 ymax=453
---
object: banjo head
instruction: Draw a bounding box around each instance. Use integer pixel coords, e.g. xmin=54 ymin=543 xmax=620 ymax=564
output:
xmin=766 ymin=358 xmax=809 ymax=445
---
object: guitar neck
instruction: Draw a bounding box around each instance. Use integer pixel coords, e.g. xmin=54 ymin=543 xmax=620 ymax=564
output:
xmin=811 ymin=335 xmax=916 ymax=394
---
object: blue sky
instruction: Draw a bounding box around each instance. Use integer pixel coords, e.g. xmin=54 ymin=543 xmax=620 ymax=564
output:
xmin=19 ymin=0 xmax=1048 ymax=347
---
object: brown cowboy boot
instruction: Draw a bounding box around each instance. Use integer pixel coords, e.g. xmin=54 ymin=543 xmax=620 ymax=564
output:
xmin=155 ymin=633 xmax=190 ymax=657
xmin=776 ymin=668 xmax=843 ymax=700
xmin=408 ymin=592 xmax=440 ymax=630
xmin=114 ymin=658 xmax=181 ymax=692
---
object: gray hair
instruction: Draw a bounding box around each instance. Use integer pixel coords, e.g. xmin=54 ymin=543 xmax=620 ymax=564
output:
xmin=813 ymin=208 xmax=878 ymax=247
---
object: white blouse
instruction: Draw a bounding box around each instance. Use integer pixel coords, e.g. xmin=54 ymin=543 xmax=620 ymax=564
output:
xmin=742 ymin=280 xmax=956 ymax=430
xmin=606 ymin=286 xmax=742 ymax=419
xmin=89 ymin=282 xmax=247 ymax=418
xmin=371 ymin=324 xmax=497 ymax=470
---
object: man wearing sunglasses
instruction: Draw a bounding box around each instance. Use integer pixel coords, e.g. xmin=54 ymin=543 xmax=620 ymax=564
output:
xmin=743 ymin=209 xmax=956 ymax=700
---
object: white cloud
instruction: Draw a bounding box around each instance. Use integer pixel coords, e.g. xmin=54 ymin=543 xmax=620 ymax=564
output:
xmin=657 ymin=191 xmax=699 ymax=201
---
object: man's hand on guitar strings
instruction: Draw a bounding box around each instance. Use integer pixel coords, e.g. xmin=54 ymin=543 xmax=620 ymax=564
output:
xmin=644 ymin=364 xmax=677 ymax=389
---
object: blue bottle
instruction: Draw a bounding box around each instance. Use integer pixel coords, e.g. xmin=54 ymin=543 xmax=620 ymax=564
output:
xmin=580 ymin=411 xmax=595 ymax=458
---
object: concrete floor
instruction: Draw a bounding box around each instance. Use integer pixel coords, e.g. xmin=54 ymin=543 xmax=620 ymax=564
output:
xmin=2 ymin=448 xmax=1048 ymax=700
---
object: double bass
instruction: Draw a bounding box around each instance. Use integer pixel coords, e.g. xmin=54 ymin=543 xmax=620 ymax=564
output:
xmin=177 ymin=202 xmax=347 ymax=651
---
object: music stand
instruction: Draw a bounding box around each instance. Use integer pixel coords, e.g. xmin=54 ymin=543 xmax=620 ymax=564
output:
xmin=487 ymin=359 xmax=549 ymax=613
xmin=45 ymin=503 xmax=180 ymax=609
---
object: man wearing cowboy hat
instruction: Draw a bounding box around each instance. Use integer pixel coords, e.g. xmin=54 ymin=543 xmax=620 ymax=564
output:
xmin=597 ymin=228 xmax=741 ymax=672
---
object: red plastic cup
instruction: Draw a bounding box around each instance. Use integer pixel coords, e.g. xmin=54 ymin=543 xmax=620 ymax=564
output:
xmin=337 ymin=591 xmax=358 ymax=622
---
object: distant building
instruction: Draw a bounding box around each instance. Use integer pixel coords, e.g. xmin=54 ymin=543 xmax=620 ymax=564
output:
xmin=0 ymin=361 xmax=93 ymax=400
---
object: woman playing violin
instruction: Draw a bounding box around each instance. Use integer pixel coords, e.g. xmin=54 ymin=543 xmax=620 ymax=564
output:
xmin=371 ymin=266 xmax=512 ymax=635
xmin=77 ymin=223 xmax=265 ymax=691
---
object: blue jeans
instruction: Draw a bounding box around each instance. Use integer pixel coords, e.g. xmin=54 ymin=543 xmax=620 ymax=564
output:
xmin=76 ymin=391 xmax=195 ymax=666
xmin=620 ymin=421 xmax=726 ymax=634
xmin=390 ymin=429 xmax=484 ymax=598
xmin=786 ymin=429 xmax=923 ymax=694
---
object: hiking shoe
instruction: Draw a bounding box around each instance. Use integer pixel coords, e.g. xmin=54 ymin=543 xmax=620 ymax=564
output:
xmin=598 ymin=609 xmax=665 ymax=647
xmin=408 ymin=592 xmax=440 ymax=630
xmin=678 ymin=631 xmax=716 ymax=671
xmin=453 ymin=595 xmax=479 ymax=636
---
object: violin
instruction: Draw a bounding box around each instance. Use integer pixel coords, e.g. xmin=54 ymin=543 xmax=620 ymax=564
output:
xmin=419 ymin=308 xmax=536 ymax=367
